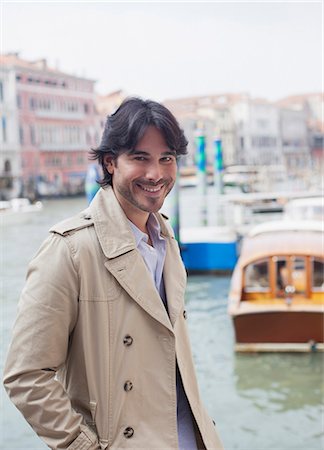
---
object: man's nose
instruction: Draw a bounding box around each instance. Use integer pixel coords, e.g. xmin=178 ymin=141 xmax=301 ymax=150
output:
xmin=145 ymin=161 xmax=162 ymax=181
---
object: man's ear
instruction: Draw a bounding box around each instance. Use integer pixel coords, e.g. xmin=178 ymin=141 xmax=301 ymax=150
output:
xmin=103 ymin=155 xmax=115 ymax=174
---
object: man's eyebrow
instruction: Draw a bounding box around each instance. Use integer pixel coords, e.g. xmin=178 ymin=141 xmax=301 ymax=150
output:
xmin=162 ymin=150 xmax=177 ymax=157
xmin=128 ymin=149 xmax=150 ymax=155
xmin=127 ymin=149 xmax=177 ymax=156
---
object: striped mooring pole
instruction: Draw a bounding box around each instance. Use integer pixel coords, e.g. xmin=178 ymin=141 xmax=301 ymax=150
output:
xmin=214 ymin=138 xmax=224 ymax=195
xmin=195 ymin=133 xmax=208 ymax=226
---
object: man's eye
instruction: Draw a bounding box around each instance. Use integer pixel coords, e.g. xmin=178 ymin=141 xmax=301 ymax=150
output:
xmin=161 ymin=156 xmax=175 ymax=163
xmin=134 ymin=156 xmax=147 ymax=161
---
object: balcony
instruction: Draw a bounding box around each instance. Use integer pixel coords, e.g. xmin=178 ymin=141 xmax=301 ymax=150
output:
xmin=39 ymin=143 xmax=86 ymax=151
xmin=34 ymin=110 xmax=86 ymax=120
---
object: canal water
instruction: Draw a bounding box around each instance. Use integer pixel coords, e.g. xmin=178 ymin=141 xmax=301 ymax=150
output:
xmin=1 ymin=194 xmax=323 ymax=449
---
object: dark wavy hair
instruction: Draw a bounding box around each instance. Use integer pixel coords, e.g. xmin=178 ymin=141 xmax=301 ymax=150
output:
xmin=90 ymin=97 xmax=188 ymax=186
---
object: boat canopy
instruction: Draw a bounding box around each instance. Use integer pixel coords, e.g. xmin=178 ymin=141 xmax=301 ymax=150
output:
xmin=238 ymin=230 xmax=323 ymax=270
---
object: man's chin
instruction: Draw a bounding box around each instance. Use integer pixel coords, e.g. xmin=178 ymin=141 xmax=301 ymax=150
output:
xmin=138 ymin=198 xmax=164 ymax=214
xmin=140 ymin=204 xmax=163 ymax=214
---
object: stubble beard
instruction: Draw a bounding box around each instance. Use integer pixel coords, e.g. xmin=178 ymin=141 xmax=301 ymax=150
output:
xmin=117 ymin=178 xmax=175 ymax=213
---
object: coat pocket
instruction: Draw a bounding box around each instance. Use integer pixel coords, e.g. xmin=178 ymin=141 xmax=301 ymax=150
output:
xmin=86 ymin=400 xmax=99 ymax=435
xmin=67 ymin=424 xmax=100 ymax=449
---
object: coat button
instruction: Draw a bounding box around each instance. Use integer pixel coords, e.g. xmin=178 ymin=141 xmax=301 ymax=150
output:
xmin=183 ymin=310 xmax=187 ymax=320
xmin=123 ymin=426 xmax=134 ymax=438
xmin=124 ymin=380 xmax=133 ymax=392
xmin=123 ymin=335 xmax=133 ymax=346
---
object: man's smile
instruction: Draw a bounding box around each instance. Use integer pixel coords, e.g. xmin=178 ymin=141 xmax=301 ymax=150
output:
xmin=136 ymin=183 xmax=164 ymax=193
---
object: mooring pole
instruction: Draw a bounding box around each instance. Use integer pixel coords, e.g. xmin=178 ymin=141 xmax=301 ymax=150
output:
xmin=196 ymin=133 xmax=208 ymax=226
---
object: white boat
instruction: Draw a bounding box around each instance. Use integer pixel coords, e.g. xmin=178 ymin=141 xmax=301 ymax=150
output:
xmin=284 ymin=196 xmax=323 ymax=221
xmin=0 ymin=198 xmax=43 ymax=225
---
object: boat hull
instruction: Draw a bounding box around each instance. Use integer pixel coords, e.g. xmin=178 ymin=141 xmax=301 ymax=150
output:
xmin=180 ymin=226 xmax=238 ymax=271
xmin=233 ymin=310 xmax=324 ymax=349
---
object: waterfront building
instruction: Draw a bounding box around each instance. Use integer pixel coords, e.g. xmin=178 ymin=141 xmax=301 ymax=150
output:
xmin=0 ymin=56 xmax=21 ymax=198
xmin=232 ymin=96 xmax=283 ymax=167
xmin=277 ymin=93 xmax=323 ymax=178
xmin=0 ymin=53 xmax=99 ymax=198
xmin=164 ymin=93 xmax=284 ymax=171
xmin=164 ymin=94 xmax=241 ymax=168
xmin=278 ymin=107 xmax=310 ymax=176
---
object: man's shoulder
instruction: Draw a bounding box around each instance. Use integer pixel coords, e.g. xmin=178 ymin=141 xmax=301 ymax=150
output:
xmin=49 ymin=209 xmax=94 ymax=236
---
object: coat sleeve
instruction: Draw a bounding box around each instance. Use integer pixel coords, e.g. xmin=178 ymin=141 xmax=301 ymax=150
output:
xmin=3 ymin=233 xmax=100 ymax=450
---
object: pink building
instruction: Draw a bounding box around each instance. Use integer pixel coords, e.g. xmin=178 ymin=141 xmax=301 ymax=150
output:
xmin=0 ymin=53 xmax=100 ymax=197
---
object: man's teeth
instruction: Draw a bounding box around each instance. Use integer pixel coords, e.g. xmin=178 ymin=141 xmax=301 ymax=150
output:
xmin=139 ymin=185 xmax=162 ymax=192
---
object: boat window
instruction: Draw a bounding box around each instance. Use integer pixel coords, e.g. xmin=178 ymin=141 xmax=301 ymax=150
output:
xmin=275 ymin=257 xmax=289 ymax=298
xmin=291 ymin=257 xmax=306 ymax=295
xmin=312 ymin=258 xmax=324 ymax=291
xmin=244 ymin=260 xmax=269 ymax=292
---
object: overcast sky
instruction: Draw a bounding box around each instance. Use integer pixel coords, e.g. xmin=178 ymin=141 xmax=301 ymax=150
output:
xmin=1 ymin=1 xmax=322 ymax=101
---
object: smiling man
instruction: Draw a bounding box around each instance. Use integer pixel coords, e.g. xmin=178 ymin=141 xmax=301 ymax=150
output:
xmin=4 ymin=98 xmax=223 ymax=450
xmin=104 ymin=125 xmax=177 ymax=232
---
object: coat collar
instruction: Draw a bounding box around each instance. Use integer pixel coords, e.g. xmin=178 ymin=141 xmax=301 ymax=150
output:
xmin=89 ymin=187 xmax=185 ymax=330
xmin=89 ymin=186 xmax=173 ymax=259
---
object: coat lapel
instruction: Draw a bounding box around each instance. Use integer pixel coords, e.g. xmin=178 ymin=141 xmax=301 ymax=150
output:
xmin=90 ymin=187 xmax=173 ymax=332
xmin=105 ymin=250 xmax=173 ymax=332
xmin=162 ymin=235 xmax=187 ymax=327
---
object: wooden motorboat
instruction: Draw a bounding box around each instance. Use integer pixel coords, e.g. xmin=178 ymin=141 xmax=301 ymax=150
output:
xmin=228 ymin=220 xmax=324 ymax=352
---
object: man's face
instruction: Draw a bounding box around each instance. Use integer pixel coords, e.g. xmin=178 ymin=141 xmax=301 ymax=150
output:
xmin=104 ymin=126 xmax=177 ymax=220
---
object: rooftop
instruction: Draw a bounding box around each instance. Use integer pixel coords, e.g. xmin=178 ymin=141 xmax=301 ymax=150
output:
xmin=0 ymin=52 xmax=95 ymax=82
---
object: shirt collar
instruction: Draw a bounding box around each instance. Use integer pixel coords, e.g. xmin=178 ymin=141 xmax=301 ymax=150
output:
xmin=128 ymin=214 xmax=162 ymax=248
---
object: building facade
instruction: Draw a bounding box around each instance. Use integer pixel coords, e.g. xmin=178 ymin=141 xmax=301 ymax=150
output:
xmin=277 ymin=93 xmax=323 ymax=179
xmin=164 ymin=94 xmax=241 ymax=168
xmin=164 ymin=92 xmax=320 ymax=188
xmin=279 ymin=107 xmax=310 ymax=175
xmin=164 ymin=93 xmax=284 ymax=170
xmin=0 ymin=58 xmax=21 ymax=199
xmin=0 ymin=53 xmax=100 ymax=199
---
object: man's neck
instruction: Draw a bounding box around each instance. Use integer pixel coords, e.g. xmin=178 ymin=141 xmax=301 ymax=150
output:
xmin=128 ymin=212 xmax=150 ymax=234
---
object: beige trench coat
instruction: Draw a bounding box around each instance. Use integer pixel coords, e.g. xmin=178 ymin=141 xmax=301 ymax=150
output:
xmin=3 ymin=186 xmax=223 ymax=450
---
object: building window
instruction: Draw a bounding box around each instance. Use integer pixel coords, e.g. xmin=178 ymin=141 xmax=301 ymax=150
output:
xmin=30 ymin=126 xmax=36 ymax=145
xmin=2 ymin=117 xmax=7 ymax=142
xmin=29 ymin=97 xmax=36 ymax=110
xmin=19 ymin=126 xmax=24 ymax=144
xmin=84 ymin=103 xmax=89 ymax=113
xmin=17 ymin=95 xmax=22 ymax=108
xmin=0 ymin=81 xmax=3 ymax=102
xmin=67 ymin=155 xmax=73 ymax=166
xmin=313 ymin=136 xmax=323 ymax=148
xmin=77 ymin=154 xmax=85 ymax=165
xmin=4 ymin=159 xmax=11 ymax=173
